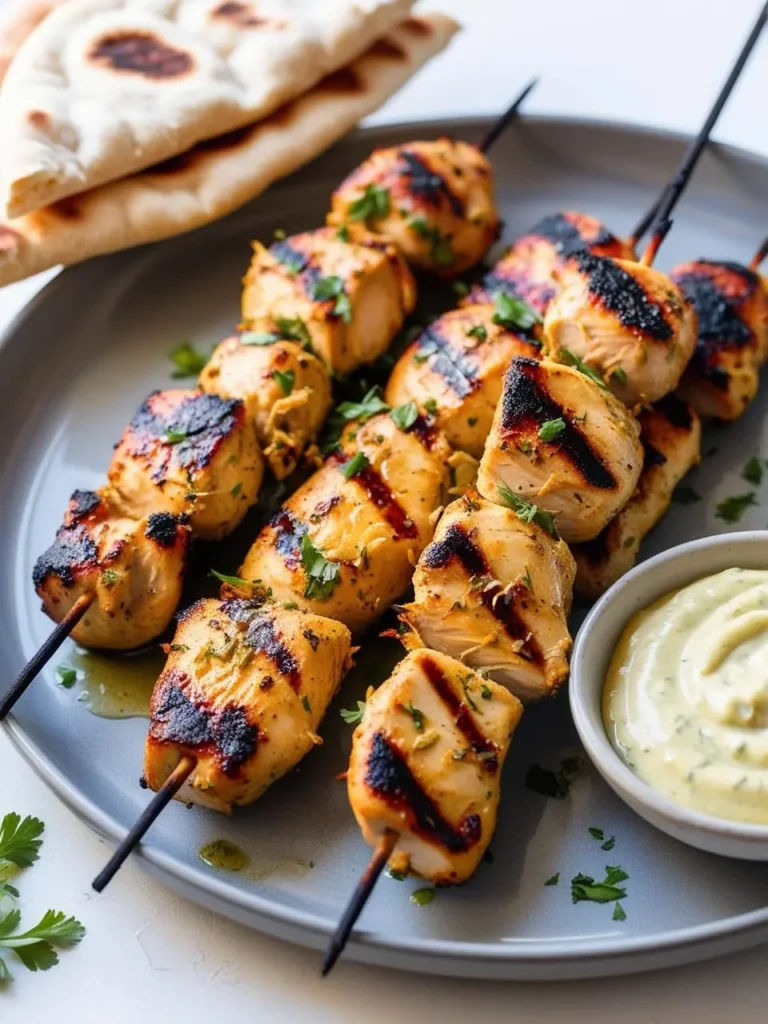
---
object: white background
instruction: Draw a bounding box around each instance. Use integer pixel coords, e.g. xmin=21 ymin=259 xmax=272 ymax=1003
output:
xmin=2 ymin=0 xmax=768 ymax=1019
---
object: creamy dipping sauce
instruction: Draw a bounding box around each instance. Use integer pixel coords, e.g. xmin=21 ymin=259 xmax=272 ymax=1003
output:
xmin=604 ymin=568 xmax=768 ymax=825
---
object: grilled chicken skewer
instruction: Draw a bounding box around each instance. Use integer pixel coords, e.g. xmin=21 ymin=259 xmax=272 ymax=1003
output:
xmin=572 ymin=395 xmax=701 ymax=598
xmin=93 ymin=598 xmax=353 ymax=890
xmin=476 ymin=356 xmax=643 ymax=542
xmin=327 ymin=80 xmax=536 ymax=278
xmin=239 ymin=409 xmax=452 ymax=635
xmin=322 ymin=648 xmax=522 ymax=975
xmin=385 ymin=303 xmax=541 ymax=458
xmin=398 ymin=489 xmax=575 ymax=701
xmin=93 ymin=89 xmax=543 ymax=887
xmin=672 ymin=240 xmax=768 ymax=421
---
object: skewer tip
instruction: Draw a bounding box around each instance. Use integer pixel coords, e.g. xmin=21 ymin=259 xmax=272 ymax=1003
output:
xmin=479 ymin=76 xmax=539 ymax=154
xmin=321 ymin=828 xmax=399 ymax=977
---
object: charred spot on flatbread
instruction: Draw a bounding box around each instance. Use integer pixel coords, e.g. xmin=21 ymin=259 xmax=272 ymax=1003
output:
xmin=89 ymin=31 xmax=194 ymax=79
xmin=320 ymin=67 xmax=364 ymax=94
xmin=211 ymin=2 xmax=283 ymax=28
xmin=26 ymin=110 xmax=50 ymax=129
xmin=368 ymin=38 xmax=407 ymax=61
xmin=402 ymin=17 xmax=433 ymax=36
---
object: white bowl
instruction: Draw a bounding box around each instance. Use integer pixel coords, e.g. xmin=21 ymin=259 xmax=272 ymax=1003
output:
xmin=570 ymin=531 xmax=768 ymax=861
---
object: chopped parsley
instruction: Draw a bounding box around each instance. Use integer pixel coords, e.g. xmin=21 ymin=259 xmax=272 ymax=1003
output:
xmin=571 ymin=865 xmax=628 ymax=905
xmin=387 ymin=867 xmax=407 ymax=881
xmin=347 ymin=183 xmax=390 ymax=223
xmin=168 ymin=341 xmax=209 ymax=379
xmin=588 ymin=827 xmax=605 ymax=841
xmin=101 ymin=569 xmax=120 ymax=587
xmin=409 ymin=887 xmax=435 ymax=906
xmin=613 ymin=902 xmax=627 ymax=921
xmin=538 ymin=417 xmax=566 ymax=442
xmin=671 ymin=486 xmax=702 ymax=505
xmin=272 ymin=369 xmax=295 ymax=396
xmin=409 ymin=217 xmax=454 ymax=266
xmin=610 ymin=367 xmax=628 ymax=383
xmin=342 ymin=451 xmax=370 ymax=480
xmin=302 ymin=695 xmax=312 ymax=713
xmin=423 ymin=398 xmax=438 ymax=415
xmin=715 ymin=492 xmax=758 ymax=523
xmin=209 ymin=569 xmax=255 ymax=591
xmin=601 ymin=836 xmax=616 ymax=852
xmin=273 ymin=228 xmax=286 ymax=240
xmin=544 ymin=873 xmax=560 ymax=887
xmin=340 ymin=701 xmax=366 ymax=725
xmin=300 ymin=535 xmax=341 ymax=600
xmin=497 ymin=485 xmax=559 ymax=538
xmin=558 ymin=347 xmax=608 ymax=390
xmin=452 ymin=280 xmax=470 ymax=298
xmin=56 ymin=665 xmax=77 ymax=689
xmin=163 ymin=427 xmax=187 ymax=444
xmin=480 ymin=683 xmax=493 ymax=700
xmin=231 ymin=482 xmax=243 ymax=497
xmin=310 ymin=275 xmax=352 ymax=322
xmin=525 ymin=753 xmax=584 ymax=798
xmin=492 ymin=292 xmax=542 ymax=331
xmin=400 ymin=702 xmax=425 ymax=732
xmin=466 ymin=323 xmax=488 ymax=341
xmin=743 ymin=456 xmax=765 ymax=486
xmin=336 ymin=225 xmax=350 ymax=242
xmin=389 ymin=401 xmax=419 ymax=431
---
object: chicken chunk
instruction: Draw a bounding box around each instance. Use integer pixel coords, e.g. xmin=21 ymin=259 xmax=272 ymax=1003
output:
xmin=241 ymin=228 xmax=415 ymax=376
xmin=543 ymin=252 xmax=698 ymax=406
xmin=327 ymin=139 xmax=498 ymax=277
xmin=399 ymin=490 xmax=575 ymax=701
xmin=347 ymin=649 xmax=522 ymax=884
xmin=385 ymin=305 xmax=541 ymax=458
xmin=199 ymin=333 xmax=331 ymax=480
xmin=33 ymin=489 xmax=189 ymax=650
xmin=144 ymin=598 xmax=352 ymax=812
xmin=238 ymin=411 xmax=452 ymax=635
xmin=572 ymin=395 xmax=701 ymax=599
xmin=672 ymin=259 xmax=768 ymax=421
xmin=106 ymin=390 xmax=264 ymax=541
xmin=466 ymin=211 xmax=635 ymax=315
xmin=476 ymin=357 xmax=643 ymax=543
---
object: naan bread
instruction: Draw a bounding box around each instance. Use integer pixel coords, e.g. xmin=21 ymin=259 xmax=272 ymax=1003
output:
xmin=0 ymin=0 xmax=68 ymax=84
xmin=0 ymin=0 xmax=416 ymax=218
xmin=0 ymin=14 xmax=459 ymax=286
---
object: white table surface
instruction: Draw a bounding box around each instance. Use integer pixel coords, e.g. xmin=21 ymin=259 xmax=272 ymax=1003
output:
xmin=3 ymin=0 xmax=768 ymax=1019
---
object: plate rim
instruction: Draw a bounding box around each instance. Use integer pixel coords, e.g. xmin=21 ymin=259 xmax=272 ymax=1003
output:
xmin=5 ymin=112 xmax=768 ymax=976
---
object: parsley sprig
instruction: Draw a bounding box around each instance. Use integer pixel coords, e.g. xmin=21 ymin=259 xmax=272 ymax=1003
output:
xmin=167 ymin=341 xmax=209 ymax=379
xmin=558 ymin=347 xmax=608 ymax=390
xmin=498 ymin=485 xmax=559 ymax=538
xmin=716 ymin=492 xmax=758 ymax=523
xmin=311 ymin=276 xmax=352 ymax=322
xmin=300 ymin=535 xmax=341 ymax=600
xmin=0 ymin=813 xmax=85 ymax=982
xmin=340 ymin=701 xmax=366 ymax=725
xmin=348 ymin=184 xmax=390 ymax=223
xmin=492 ymin=292 xmax=542 ymax=332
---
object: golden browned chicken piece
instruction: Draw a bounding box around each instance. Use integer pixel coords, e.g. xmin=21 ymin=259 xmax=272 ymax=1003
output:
xmin=572 ymin=395 xmax=701 ymax=599
xmin=399 ymin=490 xmax=575 ymax=702
xmin=327 ymin=139 xmax=498 ymax=277
xmin=238 ymin=410 xmax=452 ymax=635
xmin=671 ymin=259 xmax=768 ymax=421
xmin=543 ymin=252 xmax=698 ymax=406
xmin=241 ymin=228 xmax=415 ymax=376
xmin=33 ymin=489 xmax=190 ymax=650
xmin=199 ymin=332 xmax=331 ymax=480
xmin=347 ymin=648 xmax=522 ymax=884
xmin=466 ymin=211 xmax=635 ymax=315
xmin=144 ymin=598 xmax=352 ymax=812
xmin=476 ymin=357 xmax=643 ymax=543
xmin=106 ymin=389 xmax=264 ymax=541
xmin=384 ymin=304 xmax=541 ymax=458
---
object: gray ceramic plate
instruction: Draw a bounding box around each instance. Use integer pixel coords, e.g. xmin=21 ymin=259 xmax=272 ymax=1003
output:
xmin=5 ymin=116 xmax=768 ymax=981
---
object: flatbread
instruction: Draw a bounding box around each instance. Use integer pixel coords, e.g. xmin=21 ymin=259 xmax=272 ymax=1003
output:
xmin=0 ymin=14 xmax=460 ymax=286
xmin=0 ymin=0 xmax=68 ymax=84
xmin=0 ymin=0 xmax=416 ymax=218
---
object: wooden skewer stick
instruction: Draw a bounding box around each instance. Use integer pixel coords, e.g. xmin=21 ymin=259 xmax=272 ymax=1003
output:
xmin=321 ymin=828 xmax=399 ymax=977
xmin=478 ymin=77 xmax=538 ymax=154
xmin=0 ymin=591 xmax=95 ymax=721
xmin=629 ymin=0 xmax=768 ymax=250
xmin=92 ymin=755 xmax=197 ymax=893
xmin=750 ymin=234 xmax=768 ymax=271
